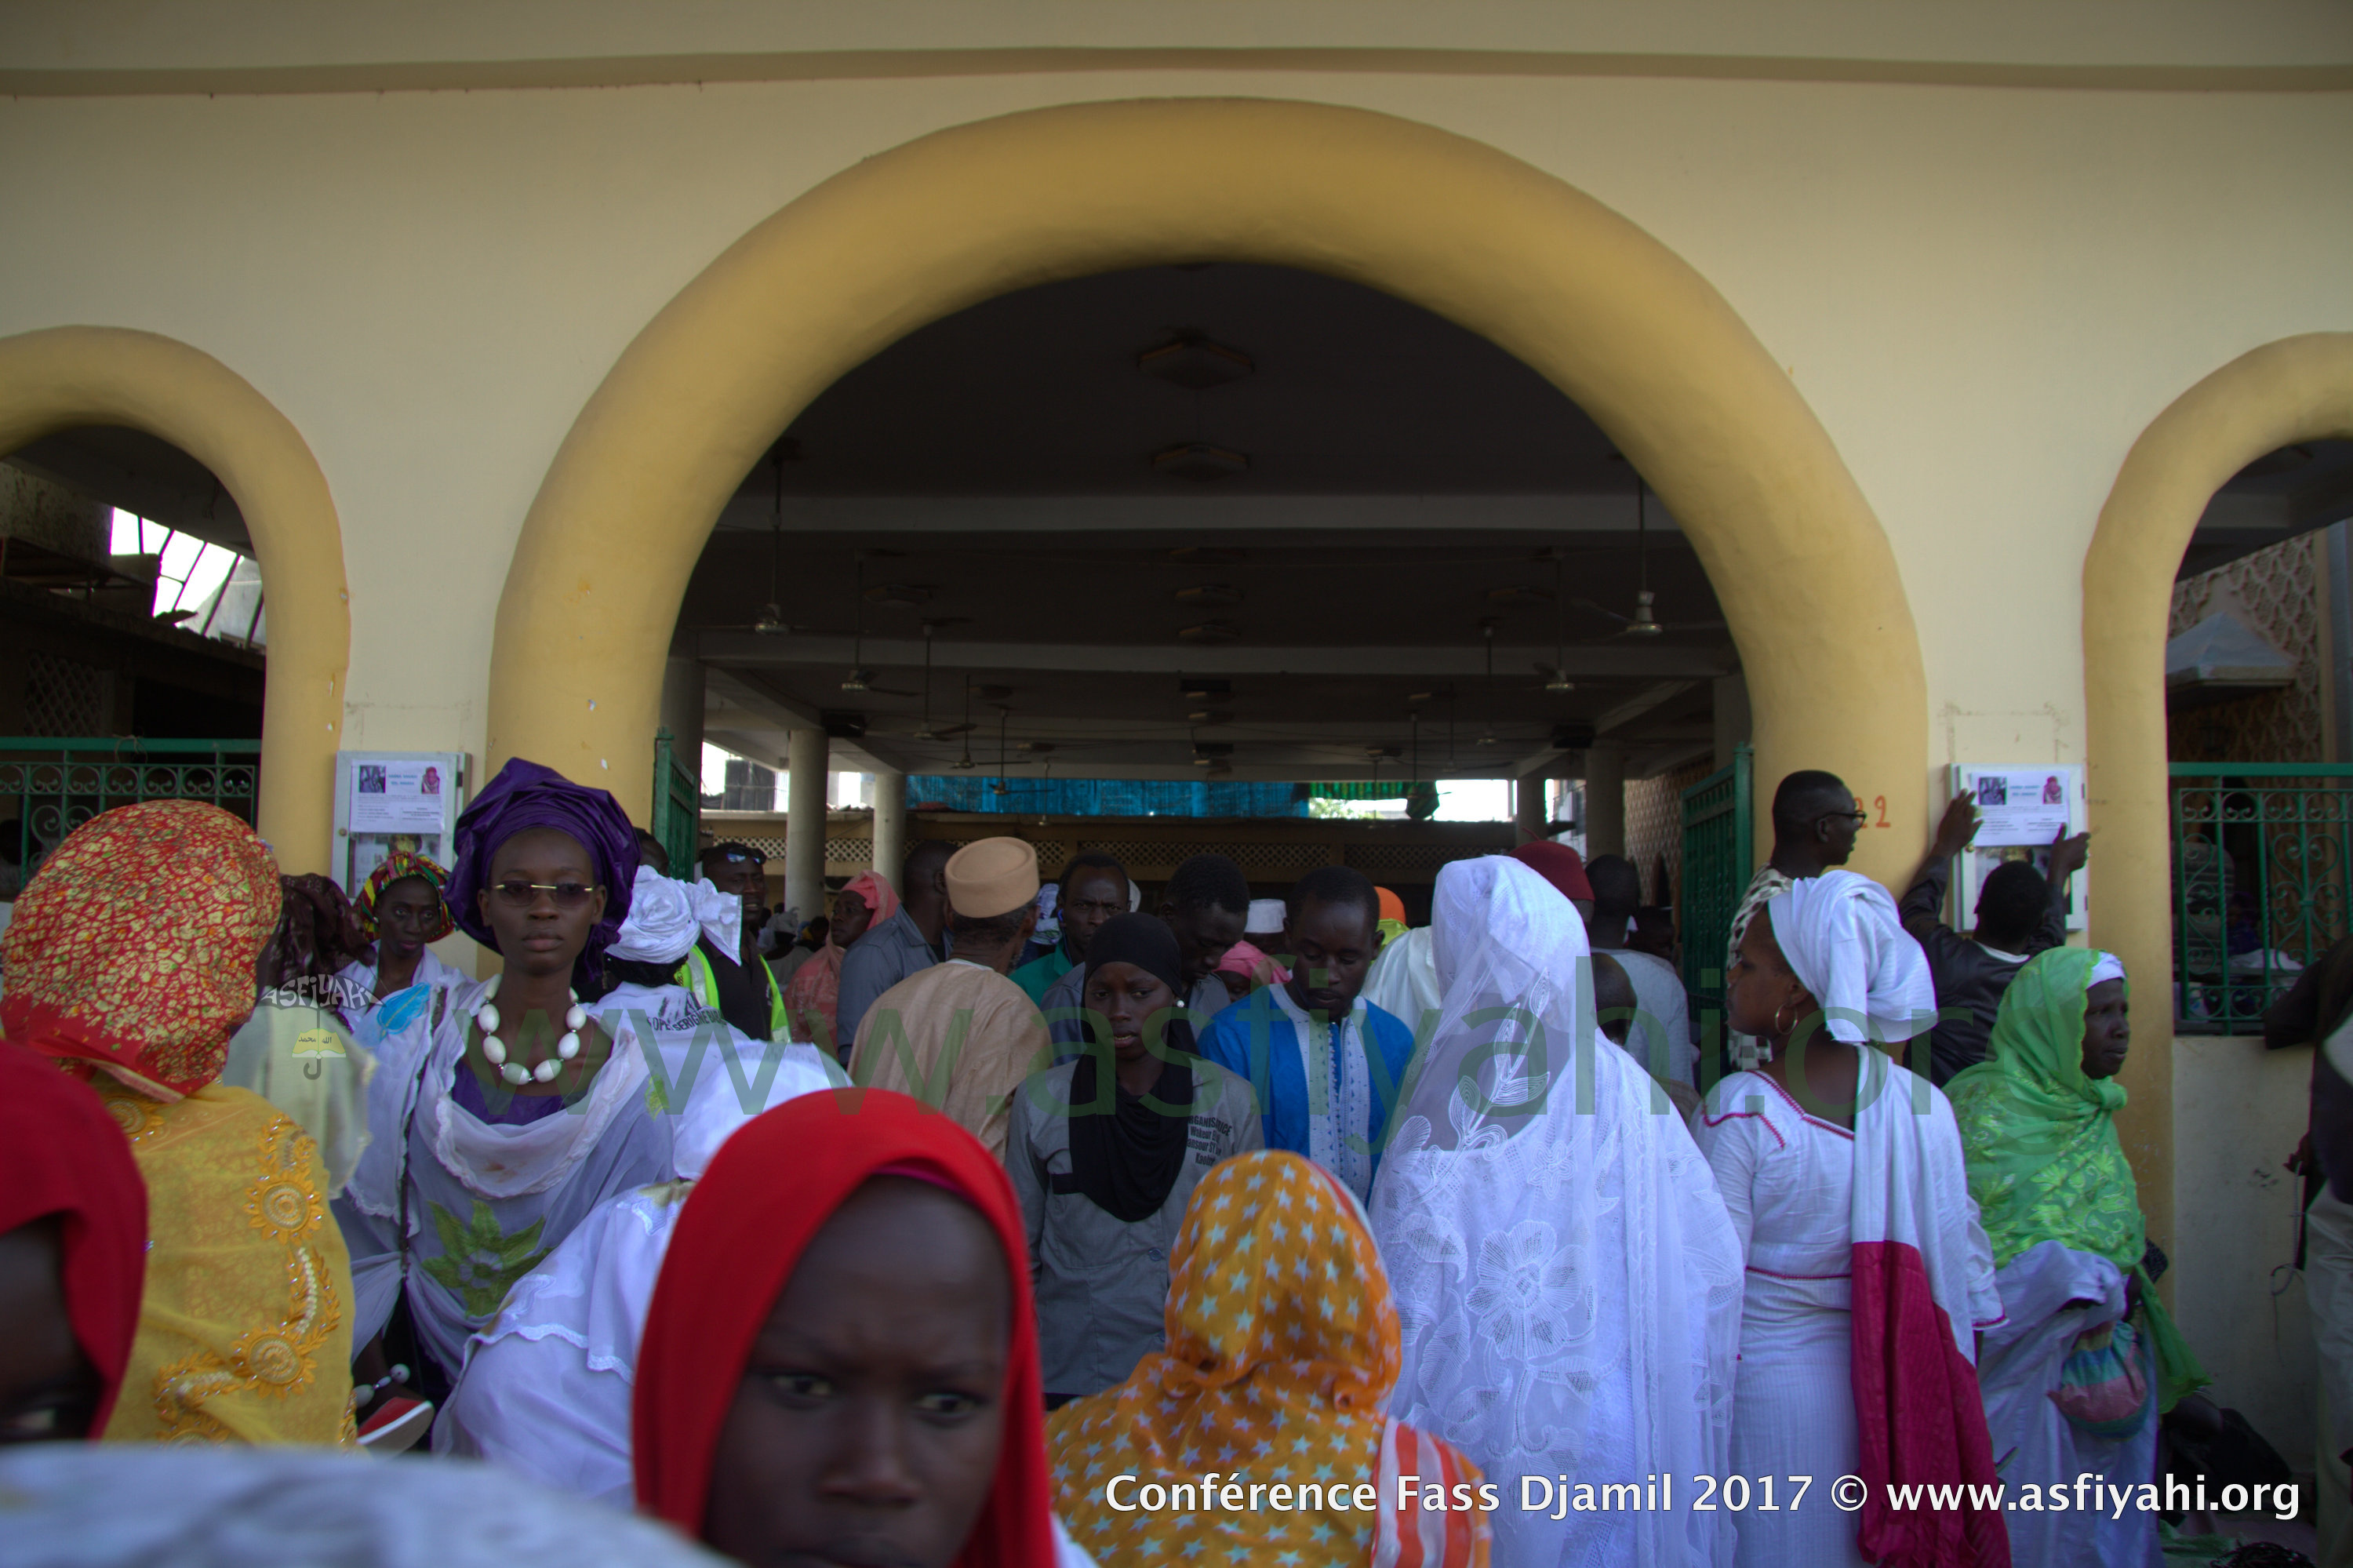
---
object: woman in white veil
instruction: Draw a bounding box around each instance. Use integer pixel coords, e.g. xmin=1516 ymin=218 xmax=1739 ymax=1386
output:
xmin=1369 ymin=854 xmax=1744 ymax=1567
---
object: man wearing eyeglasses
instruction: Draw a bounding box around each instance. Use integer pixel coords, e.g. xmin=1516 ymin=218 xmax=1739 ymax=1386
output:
xmin=676 ymin=842 xmax=787 ymax=1042
xmin=1720 ymin=771 xmax=1867 ymax=1074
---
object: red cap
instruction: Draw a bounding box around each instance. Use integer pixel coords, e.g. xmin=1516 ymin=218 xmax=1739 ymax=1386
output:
xmin=1509 ymin=841 xmax=1595 ymax=904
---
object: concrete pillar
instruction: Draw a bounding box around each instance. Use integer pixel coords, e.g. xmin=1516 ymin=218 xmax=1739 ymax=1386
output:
xmin=871 ymin=767 xmax=906 ymax=884
xmin=1586 ymin=742 xmax=1627 ymax=857
xmin=658 ymin=657 xmax=706 ymax=766
xmin=784 ymin=728 xmax=827 ymax=932
xmin=1712 ymin=671 xmax=1751 ymax=772
xmin=1515 ymin=773 xmax=1550 ymax=842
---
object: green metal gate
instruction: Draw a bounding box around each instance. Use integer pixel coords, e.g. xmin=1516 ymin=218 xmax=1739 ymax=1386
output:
xmin=1678 ymin=743 xmax=1753 ymax=1031
xmin=0 ymin=738 xmax=263 ymax=897
xmin=649 ymin=728 xmax=702 ymax=877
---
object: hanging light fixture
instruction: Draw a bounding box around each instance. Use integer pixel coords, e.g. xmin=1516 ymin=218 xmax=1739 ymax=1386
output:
xmin=755 ymin=442 xmax=788 ymax=635
xmin=951 ymin=679 xmax=976 ymax=769
xmin=913 ymin=622 xmax=938 ymax=740
xmin=1476 ymin=619 xmax=1500 ymax=746
xmin=842 ymin=553 xmax=875 ymax=689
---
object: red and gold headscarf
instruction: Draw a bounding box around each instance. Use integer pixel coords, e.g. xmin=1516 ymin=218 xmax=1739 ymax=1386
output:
xmin=357 ymin=849 xmax=456 ymax=944
xmin=0 ymin=801 xmax=278 ymax=1101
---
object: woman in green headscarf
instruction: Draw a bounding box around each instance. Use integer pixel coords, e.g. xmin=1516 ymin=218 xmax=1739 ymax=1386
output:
xmin=1949 ymin=947 xmax=2208 ymax=1565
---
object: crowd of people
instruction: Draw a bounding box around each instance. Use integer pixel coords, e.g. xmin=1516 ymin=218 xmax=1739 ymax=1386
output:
xmin=0 ymin=756 xmax=2262 ymax=1568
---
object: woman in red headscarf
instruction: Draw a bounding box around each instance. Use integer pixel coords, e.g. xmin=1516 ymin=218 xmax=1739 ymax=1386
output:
xmin=634 ymin=1087 xmax=1085 ymax=1566
xmin=0 ymin=1041 xmax=146 ymax=1445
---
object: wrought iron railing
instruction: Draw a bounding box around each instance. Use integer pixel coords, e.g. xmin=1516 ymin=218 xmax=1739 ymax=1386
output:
xmin=1679 ymin=744 xmax=1753 ymax=1031
xmin=0 ymin=737 xmax=263 ymax=897
xmin=2171 ymin=762 xmax=2353 ymax=1033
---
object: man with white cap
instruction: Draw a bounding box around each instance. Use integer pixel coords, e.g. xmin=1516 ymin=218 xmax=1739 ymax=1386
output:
xmin=849 ymin=836 xmax=1053 ymax=1159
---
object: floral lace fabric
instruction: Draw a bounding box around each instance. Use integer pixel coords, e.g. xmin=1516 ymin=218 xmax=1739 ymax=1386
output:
xmin=1369 ymin=856 xmax=1744 ymax=1567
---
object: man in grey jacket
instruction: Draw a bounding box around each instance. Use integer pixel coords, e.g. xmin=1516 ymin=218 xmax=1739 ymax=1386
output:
xmin=835 ymin=839 xmax=954 ymax=1052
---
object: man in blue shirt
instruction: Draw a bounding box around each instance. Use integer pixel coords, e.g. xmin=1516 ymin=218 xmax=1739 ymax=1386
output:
xmin=1195 ymin=864 xmax=1419 ymax=1201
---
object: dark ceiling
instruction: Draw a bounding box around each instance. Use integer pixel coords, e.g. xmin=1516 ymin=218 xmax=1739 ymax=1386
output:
xmin=741 ymin=262 xmax=1619 ymax=499
xmin=689 ymin=263 xmax=1729 ymax=782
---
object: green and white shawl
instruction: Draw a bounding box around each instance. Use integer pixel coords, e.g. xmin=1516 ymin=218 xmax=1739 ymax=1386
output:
xmin=1947 ymin=947 xmax=2208 ymax=1410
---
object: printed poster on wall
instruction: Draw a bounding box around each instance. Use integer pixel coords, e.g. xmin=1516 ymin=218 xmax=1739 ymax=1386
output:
xmin=347 ymin=758 xmax=449 ymax=834
xmin=1960 ymin=766 xmax=2074 ymax=847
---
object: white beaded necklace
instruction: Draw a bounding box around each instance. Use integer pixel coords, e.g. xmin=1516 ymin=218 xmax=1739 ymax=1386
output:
xmin=473 ymin=973 xmax=589 ymax=1086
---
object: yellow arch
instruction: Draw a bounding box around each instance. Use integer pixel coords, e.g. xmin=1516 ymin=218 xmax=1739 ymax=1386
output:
xmin=2084 ymin=331 xmax=2353 ymax=1258
xmin=0 ymin=326 xmax=349 ymax=873
xmin=492 ymin=97 xmax=1926 ymax=884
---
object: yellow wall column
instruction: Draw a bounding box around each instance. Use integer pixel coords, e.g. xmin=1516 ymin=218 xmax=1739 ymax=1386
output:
xmin=2083 ymin=331 xmax=2353 ymax=1257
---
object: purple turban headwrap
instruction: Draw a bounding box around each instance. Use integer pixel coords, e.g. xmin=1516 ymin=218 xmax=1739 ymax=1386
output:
xmin=449 ymin=758 xmax=639 ymax=977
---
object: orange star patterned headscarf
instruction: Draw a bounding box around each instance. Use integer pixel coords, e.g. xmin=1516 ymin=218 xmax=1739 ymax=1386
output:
xmin=1 ymin=801 xmax=279 ymax=1101
xmin=1049 ymin=1151 xmax=1489 ymax=1568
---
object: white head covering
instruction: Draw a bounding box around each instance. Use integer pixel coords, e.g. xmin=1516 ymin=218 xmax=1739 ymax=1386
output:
xmin=1369 ymin=855 xmax=1744 ymax=1566
xmin=686 ymin=878 xmax=743 ymax=964
xmin=2089 ymin=950 xmax=2127 ymax=988
xmin=602 ymin=867 xmax=698 ymax=966
xmin=1765 ymin=869 xmax=1937 ymax=1043
xmin=0 ymin=1446 xmax=726 ymax=1568
xmin=1246 ymin=897 xmax=1286 ymax=937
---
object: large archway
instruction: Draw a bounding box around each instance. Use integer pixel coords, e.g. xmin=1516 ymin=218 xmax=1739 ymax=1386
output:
xmin=0 ymin=326 xmax=349 ymax=872
xmin=489 ymin=96 xmax=1926 ymax=881
xmin=2083 ymin=330 xmax=2353 ymax=1262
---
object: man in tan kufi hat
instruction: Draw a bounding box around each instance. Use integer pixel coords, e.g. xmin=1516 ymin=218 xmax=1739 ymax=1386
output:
xmin=849 ymin=837 xmax=1052 ymax=1158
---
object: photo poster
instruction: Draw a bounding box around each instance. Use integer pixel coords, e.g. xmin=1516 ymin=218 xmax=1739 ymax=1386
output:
xmin=348 ymin=758 xmax=447 ymax=834
xmin=1949 ymin=764 xmax=2086 ymax=933
xmin=334 ymin=751 xmax=466 ymax=900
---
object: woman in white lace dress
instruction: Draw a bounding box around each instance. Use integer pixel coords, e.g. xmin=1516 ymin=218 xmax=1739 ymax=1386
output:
xmin=1696 ymin=871 xmax=2006 ymax=1568
xmin=1368 ymin=854 xmax=1745 ymax=1567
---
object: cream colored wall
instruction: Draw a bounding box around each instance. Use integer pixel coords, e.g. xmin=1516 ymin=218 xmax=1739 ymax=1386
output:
xmin=2 ymin=73 xmax=2345 ymax=787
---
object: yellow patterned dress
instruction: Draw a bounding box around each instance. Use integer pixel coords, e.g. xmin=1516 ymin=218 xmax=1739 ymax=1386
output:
xmin=96 ymin=1079 xmax=358 ymax=1446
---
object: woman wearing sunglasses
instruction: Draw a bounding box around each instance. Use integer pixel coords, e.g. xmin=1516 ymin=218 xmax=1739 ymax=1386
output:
xmin=336 ymin=759 xmax=835 ymax=1406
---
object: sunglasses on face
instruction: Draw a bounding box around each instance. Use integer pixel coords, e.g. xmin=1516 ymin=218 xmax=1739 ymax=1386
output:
xmin=1815 ymin=809 xmax=1869 ymax=830
xmin=490 ymin=880 xmax=602 ymax=909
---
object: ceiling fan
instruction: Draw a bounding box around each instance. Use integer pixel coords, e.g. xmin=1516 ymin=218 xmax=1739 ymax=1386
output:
xmin=1531 ymin=548 xmax=1580 ymax=692
xmin=1571 ymin=478 xmax=1727 ymax=641
xmin=840 ymin=552 xmax=921 ymax=696
xmin=907 ymin=620 xmax=976 ymax=741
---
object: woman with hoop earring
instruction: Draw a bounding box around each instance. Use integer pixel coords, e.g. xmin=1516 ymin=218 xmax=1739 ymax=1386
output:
xmin=1697 ymin=872 xmax=2009 ymax=1568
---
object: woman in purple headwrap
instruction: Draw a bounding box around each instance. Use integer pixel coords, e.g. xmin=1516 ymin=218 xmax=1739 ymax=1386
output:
xmin=333 ymin=759 xmax=838 ymax=1401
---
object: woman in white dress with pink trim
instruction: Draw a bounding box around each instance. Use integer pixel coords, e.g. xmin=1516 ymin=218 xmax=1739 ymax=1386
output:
xmin=1695 ymin=871 xmax=2009 ymax=1568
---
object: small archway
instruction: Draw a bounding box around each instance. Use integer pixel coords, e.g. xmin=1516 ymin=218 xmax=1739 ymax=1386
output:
xmin=489 ymin=97 xmax=1927 ymax=881
xmin=2083 ymin=330 xmax=2353 ymax=1260
xmin=0 ymin=327 xmax=350 ymax=872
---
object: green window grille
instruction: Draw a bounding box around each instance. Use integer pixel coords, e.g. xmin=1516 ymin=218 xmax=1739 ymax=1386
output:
xmin=0 ymin=738 xmax=263 ymax=897
xmin=2170 ymin=762 xmax=2353 ymax=1034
